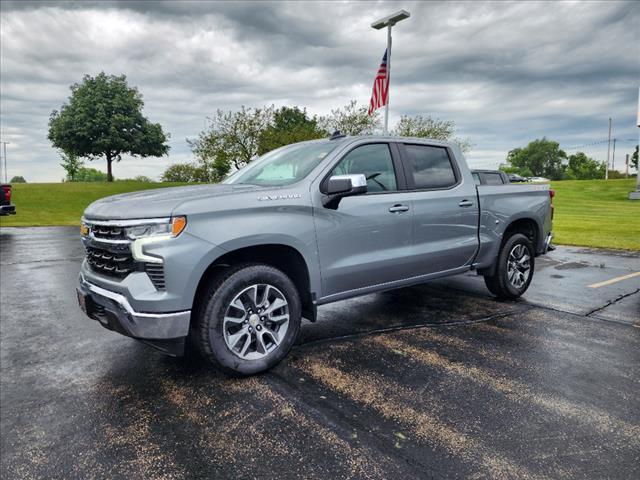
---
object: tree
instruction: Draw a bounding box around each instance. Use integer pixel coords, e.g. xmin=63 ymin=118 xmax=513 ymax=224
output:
xmin=189 ymin=106 xmax=272 ymax=176
xmin=318 ymin=100 xmax=380 ymax=136
xmin=631 ymin=145 xmax=639 ymax=171
xmin=60 ymin=152 xmax=84 ymax=181
xmin=393 ymin=114 xmax=471 ymax=152
xmin=48 ymin=72 xmax=170 ymax=181
xmin=9 ymin=176 xmax=26 ymax=183
xmin=566 ymin=152 xmax=605 ymax=180
xmin=258 ymin=107 xmax=325 ymax=155
xmin=161 ymin=163 xmax=210 ymax=183
xmin=506 ymin=138 xmax=568 ymax=180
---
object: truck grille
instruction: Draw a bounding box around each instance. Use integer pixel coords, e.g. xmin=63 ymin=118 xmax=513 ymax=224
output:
xmin=90 ymin=224 xmax=128 ymax=241
xmin=85 ymin=245 xmax=135 ymax=278
xmin=145 ymin=263 xmax=166 ymax=290
xmin=83 ymin=220 xmax=166 ymax=290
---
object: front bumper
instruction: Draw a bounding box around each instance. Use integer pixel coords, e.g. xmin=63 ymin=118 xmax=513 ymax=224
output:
xmin=77 ymin=274 xmax=191 ymax=355
xmin=0 ymin=204 xmax=16 ymax=215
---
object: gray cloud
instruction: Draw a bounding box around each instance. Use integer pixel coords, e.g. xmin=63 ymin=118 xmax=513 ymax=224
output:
xmin=1 ymin=0 xmax=638 ymax=182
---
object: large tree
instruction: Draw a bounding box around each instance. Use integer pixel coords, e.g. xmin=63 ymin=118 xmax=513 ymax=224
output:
xmin=506 ymin=138 xmax=568 ymax=180
xmin=188 ymin=106 xmax=272 ymax=175
xmin=258 ymin=106 xmax=325 ymax=155
xmin=566 ymin=152 xmax=605 ymax=180
xmin=318 ymin=100 xmax=380 ymax=136
xmin=48 ymin=72 xmax=170 ymax=181
xmin=393 ymin=114 xmax=471 ymax=152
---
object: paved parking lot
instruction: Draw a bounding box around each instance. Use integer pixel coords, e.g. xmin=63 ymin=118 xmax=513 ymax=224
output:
xmin=1 ymin=227 xmax=638 ymax=479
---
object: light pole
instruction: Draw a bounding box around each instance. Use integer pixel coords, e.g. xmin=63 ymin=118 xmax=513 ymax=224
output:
xmin=371 ymin=9 xmax=410 ymax=135
xmin=631 ymin=86 xmax=640 ymax=200
xmin=0 ymin=142 xmax=9 ymax=183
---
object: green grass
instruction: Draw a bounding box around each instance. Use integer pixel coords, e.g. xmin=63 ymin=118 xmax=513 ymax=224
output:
xmin=2 ymin=179 xmax=639 ymax=250
xmin=550 ymin=179 xmax=639 ymax=251
xmin=0 ymin=182 xmax=189 ymax=227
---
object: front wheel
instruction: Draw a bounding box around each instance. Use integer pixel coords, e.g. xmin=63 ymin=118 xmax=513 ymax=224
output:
xmin=195 ymin=264 xmax=301 ymax=376
xmin=484 ymin=233 xmax=535 ymax=299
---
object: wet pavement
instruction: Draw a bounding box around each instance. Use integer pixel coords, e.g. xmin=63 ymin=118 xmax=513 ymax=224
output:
xmin=1 ymin=227 xmax=639 ymax=479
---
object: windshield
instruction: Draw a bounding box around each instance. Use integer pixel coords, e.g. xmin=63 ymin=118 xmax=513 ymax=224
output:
xmin=224 ymin=141 xmax=341 ymax=187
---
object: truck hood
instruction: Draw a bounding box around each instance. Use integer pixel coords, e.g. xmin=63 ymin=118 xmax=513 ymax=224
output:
xmin=83 ymin=184 xmax=261 ymax=220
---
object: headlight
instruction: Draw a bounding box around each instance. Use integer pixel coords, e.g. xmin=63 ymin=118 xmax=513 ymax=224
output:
xmin=125 ymin=216 xmax=187 ymax=240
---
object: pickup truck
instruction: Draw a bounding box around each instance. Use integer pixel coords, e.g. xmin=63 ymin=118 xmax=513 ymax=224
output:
xmin=77 ymin=135 xmax=553 ymax=375
xmin=0 ymin=184 xmax=16 ymax=216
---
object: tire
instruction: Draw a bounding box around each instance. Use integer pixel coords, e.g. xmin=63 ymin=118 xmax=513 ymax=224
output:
xmin=484 ymin=233 xmax=535 ymax=300
xmin=195 ymin=263 xmax=301 ymax=376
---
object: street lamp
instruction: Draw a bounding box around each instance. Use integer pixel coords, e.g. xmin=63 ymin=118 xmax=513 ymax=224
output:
xmin=371 ymin=9 xmax=410 ymax=135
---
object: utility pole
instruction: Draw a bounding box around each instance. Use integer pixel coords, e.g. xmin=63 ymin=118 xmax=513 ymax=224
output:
xmin=625 ymin=153 xmax=630 ymax=178
xmin=612 ymin=138 xmax=617 ymax=172
xmin=605 ymin=118 xmax=612 ymax=180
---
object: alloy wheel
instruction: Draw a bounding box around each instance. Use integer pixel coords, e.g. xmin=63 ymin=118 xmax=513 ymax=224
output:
xmin=507 ymin=244 xmax=531 ymax=289
xmin=222 ymin=284 xmax=290 ymax=360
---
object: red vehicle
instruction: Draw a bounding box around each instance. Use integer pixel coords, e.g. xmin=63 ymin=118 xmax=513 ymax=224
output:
xmin=0 ymin=184 xmax=16 ymax=216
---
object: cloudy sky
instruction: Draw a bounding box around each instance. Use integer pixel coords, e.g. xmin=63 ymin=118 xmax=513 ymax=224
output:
xmin=1 ymin=0 xmax=638 ymax=182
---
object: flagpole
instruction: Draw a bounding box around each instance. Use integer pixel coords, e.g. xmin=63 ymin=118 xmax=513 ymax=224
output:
xmin=371 ymin=10 xmax=409 ymax=135
xmin=385 ymin=25 xmax=391 ymax=135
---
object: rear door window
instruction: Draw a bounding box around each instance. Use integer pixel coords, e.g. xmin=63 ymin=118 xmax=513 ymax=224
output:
xmin=483 ymin=173 xmax=505 ymax=185
xmin=402 ymin=144 xmax=457 ymax=189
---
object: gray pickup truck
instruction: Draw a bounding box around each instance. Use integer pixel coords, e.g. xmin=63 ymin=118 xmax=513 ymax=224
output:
xmin=77 ymin=135 xmax=553 ymax=375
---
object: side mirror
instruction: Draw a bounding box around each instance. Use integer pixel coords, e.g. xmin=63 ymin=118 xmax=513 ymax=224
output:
xmin=322 ymin=174 xmax=367 ymax=209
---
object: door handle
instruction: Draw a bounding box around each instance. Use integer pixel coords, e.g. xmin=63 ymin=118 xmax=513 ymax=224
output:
xmin=458 ymin=200 xmax=474 ymax=207
xmin=389 ymin=204 xmax=410 ymax=213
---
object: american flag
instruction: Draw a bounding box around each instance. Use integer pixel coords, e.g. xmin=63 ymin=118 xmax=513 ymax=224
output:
xmin=368 ymin=50 xmax=388 ymax=116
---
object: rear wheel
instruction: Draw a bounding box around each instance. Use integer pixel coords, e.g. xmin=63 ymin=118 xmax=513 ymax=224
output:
xmin=195 ymin=264 xmax=301 ymax=376
xmin=484 ymin=233 xmax=535 ymax=299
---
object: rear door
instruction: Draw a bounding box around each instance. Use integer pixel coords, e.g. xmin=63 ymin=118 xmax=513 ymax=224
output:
xmin=313 ymin=142 xmax=414 ymax=298
xmin=399 ymin=143 xmax=479 ymax=276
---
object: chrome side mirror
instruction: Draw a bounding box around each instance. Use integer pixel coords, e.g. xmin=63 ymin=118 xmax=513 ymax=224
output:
xmin=322 ymin=174 xmax=367 ymax=209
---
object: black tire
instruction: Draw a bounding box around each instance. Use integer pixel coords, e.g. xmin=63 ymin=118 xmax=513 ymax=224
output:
xmin=484 ymin=233 xmax=535 ymax=300
xmin=195 ymin=263 xmax=301 ymax=376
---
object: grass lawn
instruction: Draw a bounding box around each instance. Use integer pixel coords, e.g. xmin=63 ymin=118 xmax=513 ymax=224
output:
xmin=0 ymin=182 xmax=188 ymax=227
xmin=550 ymin=178 xmax=639 ymax=251
xmin=1 ymin=179 xmax=639 ymax=250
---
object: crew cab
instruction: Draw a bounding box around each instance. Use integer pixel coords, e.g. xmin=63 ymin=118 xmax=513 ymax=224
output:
xmin=0 ymin=184 xmax=15 ymax=216
xmin=77 ymin=135 xmax=553 ymax=375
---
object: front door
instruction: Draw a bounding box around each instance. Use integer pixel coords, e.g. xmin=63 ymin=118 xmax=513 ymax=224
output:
xmin=313 ymin=143 xmax=414 ymax=298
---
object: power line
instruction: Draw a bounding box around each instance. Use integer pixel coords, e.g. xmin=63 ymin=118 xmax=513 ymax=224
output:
xmin=565 ymin=138 xmax=636 ymax=151
xmin=565 ymin=139 xmax=609 ymax=150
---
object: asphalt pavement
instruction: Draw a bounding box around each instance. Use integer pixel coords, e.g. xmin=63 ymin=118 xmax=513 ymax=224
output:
xmin=1 ymin=227 xmax=639 ymax=479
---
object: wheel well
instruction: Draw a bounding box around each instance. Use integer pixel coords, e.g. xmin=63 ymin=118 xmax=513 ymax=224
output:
xmin=478 ymin=218 xmax=540 ymax=277
xmin=192 ymin=244 xmax=315 ymax=323
xmin=503 ymin=218 xmax=539 ymax=250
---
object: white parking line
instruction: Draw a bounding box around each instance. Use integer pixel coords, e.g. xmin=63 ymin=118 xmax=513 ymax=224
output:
xmin=588 ymin=271 xmax=640 ymax=289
